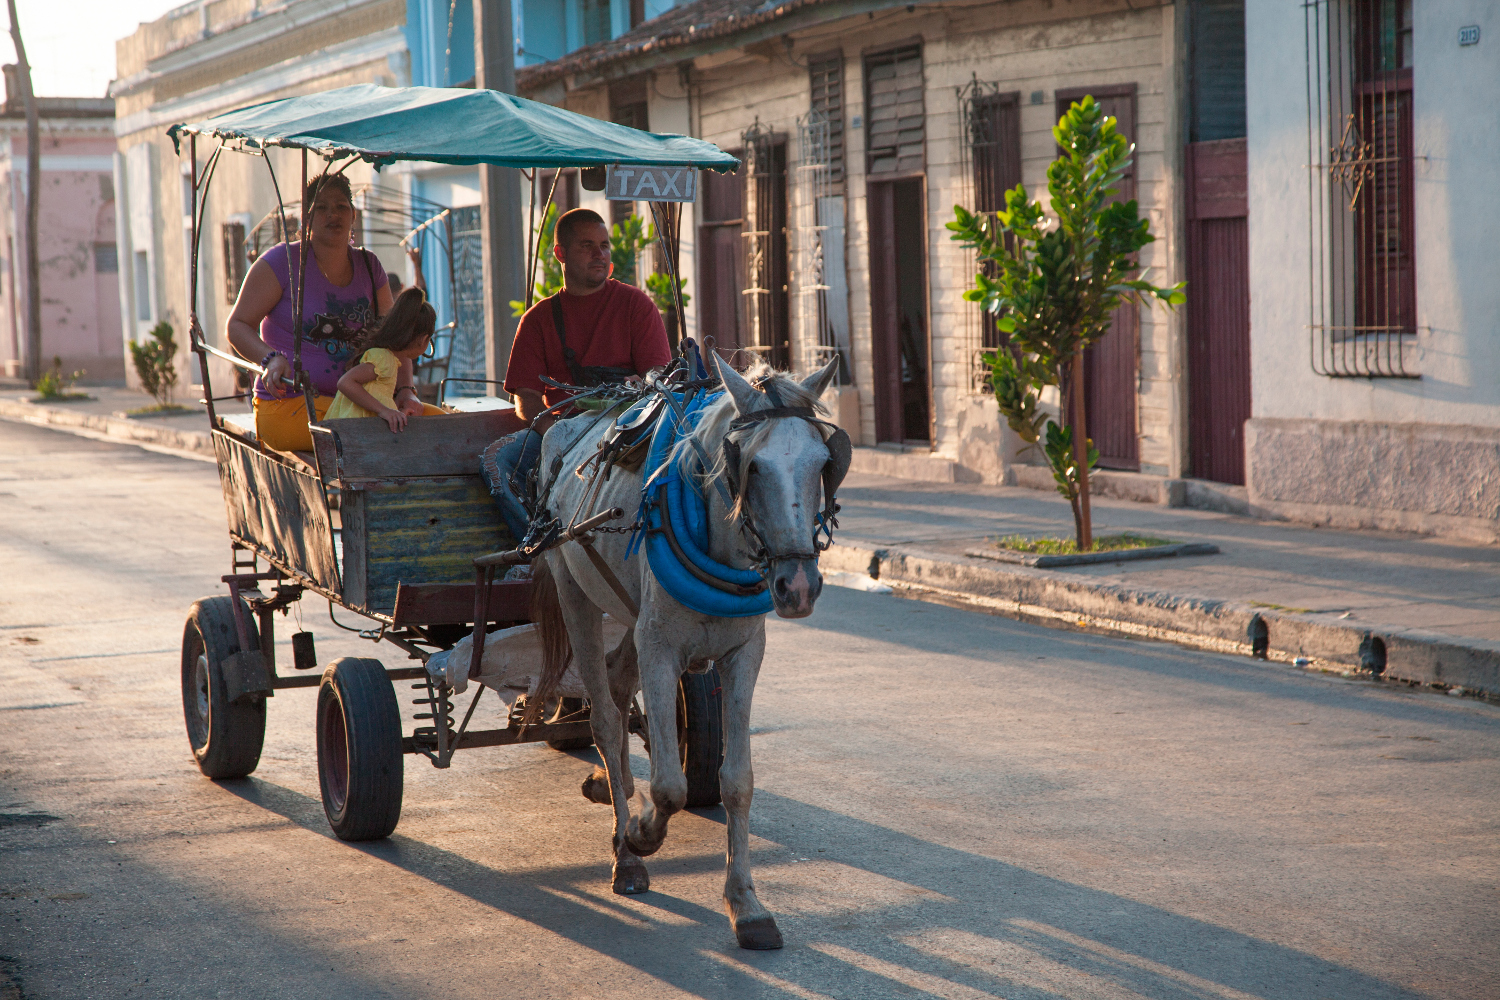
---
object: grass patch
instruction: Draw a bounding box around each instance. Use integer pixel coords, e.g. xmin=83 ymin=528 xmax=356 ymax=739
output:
xmin=125 ymin=403 xmax=190 ymax=416
xmin=992 ymin=532 xmax=1176 ymax=556
xmin=29 ymin=392 xmax=91 ymax=402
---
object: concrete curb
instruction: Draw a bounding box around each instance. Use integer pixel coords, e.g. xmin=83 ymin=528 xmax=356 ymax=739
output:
xmin=822 ymin=542 xmax=1500 ymax=700
xmin=0 ymin=397 xmax=214 ymax=457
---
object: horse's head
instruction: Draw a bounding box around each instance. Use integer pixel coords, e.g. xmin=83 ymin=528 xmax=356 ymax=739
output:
xmin=713 ymin=353 xmax=846 ymax=619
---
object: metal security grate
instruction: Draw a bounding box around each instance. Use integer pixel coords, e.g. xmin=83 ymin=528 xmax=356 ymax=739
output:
xmin=741 ymin=120 xmax=789 ymax=369
xmin=793 ymin=109 xmax=837 ymax=380
xmin=1304 ymin=0 xmax=1418 ymax=378
xmin=956 ymin=76 xmax=1020 ymax=394
xmin=865 ymin=44 xmax=925 ymax=177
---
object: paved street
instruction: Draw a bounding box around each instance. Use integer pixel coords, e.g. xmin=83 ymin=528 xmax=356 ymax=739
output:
xmin=2 ymin=422 xmax=1498 ymax=1000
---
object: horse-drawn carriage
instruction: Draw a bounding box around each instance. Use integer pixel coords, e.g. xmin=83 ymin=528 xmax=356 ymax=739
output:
xmin=173 ymin=85 xmax=738 ymax=838
xmin=173 ymin=85 xmax=847 ymax=950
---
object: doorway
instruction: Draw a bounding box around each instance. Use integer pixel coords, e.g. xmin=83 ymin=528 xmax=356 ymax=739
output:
xmin=867 ymin=177 xmax=929 ymax=443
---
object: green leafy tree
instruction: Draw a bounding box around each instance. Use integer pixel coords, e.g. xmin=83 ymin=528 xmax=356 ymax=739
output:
xmin=609 ymin=213 xmax=657 ymax=286
xmin=129 ymin=321 xmax=180 ymax=407
xmin=948 ymin=96 xmax=1184 ymax=550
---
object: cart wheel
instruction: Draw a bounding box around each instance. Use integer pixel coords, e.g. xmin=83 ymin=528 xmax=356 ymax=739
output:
xmin=678 ymin=667 xmax=723 ymax=808
xmin=317 ymin=657 xmax=403 ymax=841
xmin=181 ymin=596 xmax=266 ymax=779
xmin=545 ymin=696 xmax=595 ymax=751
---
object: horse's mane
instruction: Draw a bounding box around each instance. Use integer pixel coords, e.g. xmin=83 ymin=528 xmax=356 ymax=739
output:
xmin=668 ymin=360 xmax=828 ymax=516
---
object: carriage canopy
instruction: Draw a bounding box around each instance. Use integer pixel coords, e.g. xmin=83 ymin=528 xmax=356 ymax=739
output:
xmin=168 ymin=84 xmax=740 ymax=173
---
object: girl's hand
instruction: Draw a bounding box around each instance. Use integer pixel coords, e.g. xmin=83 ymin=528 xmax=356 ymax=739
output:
xmin=379 ymin=407 xmax=408 ymax=432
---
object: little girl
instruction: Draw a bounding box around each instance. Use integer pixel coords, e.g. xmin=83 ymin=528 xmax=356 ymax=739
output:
xmin=325 ymin=287 xmax=443 ymax=431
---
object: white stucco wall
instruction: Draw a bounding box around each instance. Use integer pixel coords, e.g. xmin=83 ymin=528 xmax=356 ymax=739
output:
xmin=1246 ymin=0 xmax=1500 ymax=428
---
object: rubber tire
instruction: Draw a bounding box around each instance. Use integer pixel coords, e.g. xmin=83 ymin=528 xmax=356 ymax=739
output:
xmin=181 ymin=596 xmax=266 ymax=779
xmin=317 ymin=657 xmax=403 ymax=841
xmin=678 ymin=667 xmax=724 ymax=808
xmin=545 ymin=696 xmax=595 ymax=751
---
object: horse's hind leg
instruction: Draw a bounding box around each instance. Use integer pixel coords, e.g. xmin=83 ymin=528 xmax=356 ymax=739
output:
xmin=582 ymin=628 xmax=639 ymax=806
xmin=718 ymin=632 xmax=782 ymax=949
xmin=550 ymin=558 xmax=649 ymax=895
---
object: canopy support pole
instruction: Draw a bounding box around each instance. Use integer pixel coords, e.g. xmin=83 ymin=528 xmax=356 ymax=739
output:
xmin=475 ymin=0 xmax=526 ymax=397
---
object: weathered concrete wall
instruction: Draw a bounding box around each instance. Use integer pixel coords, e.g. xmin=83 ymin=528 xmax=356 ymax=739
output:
xmin=0 ymin=128 xmax=123 ymax=381
xmin=680 ymin=0 xmax=1175 ymax=478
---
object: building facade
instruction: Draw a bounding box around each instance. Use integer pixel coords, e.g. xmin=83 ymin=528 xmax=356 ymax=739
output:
xmin=1246 ymin=0 xmax=1499 ymax=540
xmin=0 ymin=93 xmax=120 ymax=382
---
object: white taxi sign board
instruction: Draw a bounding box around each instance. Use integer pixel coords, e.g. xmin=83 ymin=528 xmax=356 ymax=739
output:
xmin=604 ymin=165 xmax=697 ymax=203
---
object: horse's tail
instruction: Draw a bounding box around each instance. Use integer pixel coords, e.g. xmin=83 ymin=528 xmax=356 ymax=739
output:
xmin=523 ymin=555 xmax=572 ymax=727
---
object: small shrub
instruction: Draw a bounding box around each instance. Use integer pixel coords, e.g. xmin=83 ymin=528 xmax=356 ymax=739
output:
xmin=35 ymin=356 xmax=86 ymax=398
xmin=130 ymin=321 xmax=179 ymax=407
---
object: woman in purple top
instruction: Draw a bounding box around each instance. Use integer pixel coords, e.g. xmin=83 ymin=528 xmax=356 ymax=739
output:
xmin=226 ymin=174 xmax=417 ymax=451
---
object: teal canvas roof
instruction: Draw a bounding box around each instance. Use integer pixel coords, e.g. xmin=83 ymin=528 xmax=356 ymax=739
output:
xmin=168 ymin=84 xmax=739 ymax=172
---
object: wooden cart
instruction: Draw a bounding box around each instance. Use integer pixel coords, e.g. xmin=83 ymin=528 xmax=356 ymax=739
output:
xmin=172 ymin=85 xmax=736 ymax=839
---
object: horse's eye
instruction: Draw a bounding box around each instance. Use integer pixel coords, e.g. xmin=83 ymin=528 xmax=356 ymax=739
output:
xmin=747 ymin=461 xmax=758 ymax=477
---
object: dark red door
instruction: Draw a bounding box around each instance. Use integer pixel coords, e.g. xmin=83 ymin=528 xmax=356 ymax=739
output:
xmin=1185 ymin=138 xmax=1250 ymax=485
xmin=697 ymin=164 xmax=745 ymax=355
xmin=1058 ymin=85 xmax=1139 ymax=470
xmin=866 ymin=180 xmax=902 ymax=442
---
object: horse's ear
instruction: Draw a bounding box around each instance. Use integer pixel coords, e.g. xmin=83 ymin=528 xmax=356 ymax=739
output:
xmin=713 ymin=351 xmax=759 ymax=415
xmin=800 ymin=355 xmax=839 ymax=398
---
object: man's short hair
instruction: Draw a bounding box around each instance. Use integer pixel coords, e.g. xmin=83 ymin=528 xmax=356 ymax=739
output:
xmin=555 ymin=207 xmax=607 ymax=248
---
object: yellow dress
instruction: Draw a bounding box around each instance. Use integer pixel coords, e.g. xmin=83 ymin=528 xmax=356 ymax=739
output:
xmin=324 ymin=348 xmax=398 ymax=420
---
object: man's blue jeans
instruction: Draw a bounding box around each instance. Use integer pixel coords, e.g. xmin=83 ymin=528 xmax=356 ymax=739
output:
xmin=484 ymin=428 xmax=543 ymax=542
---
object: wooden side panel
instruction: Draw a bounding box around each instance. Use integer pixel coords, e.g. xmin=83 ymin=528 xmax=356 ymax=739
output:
xmin=319 ymin=409 xmax=528 ymax=481
xmin=341 ymin=476 xmax=513 ymax=617
xmin=392 ymin=581 xmax=534 ymax=625
xmin=215 ymin=431 xmax=341 ymax=594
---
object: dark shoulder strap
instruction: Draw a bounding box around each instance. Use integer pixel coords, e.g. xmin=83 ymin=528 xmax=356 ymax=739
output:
xmin=550 ymin=292 xmax=585 ymax=385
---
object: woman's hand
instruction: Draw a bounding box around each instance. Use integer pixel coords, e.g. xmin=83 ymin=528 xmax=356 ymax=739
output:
xmin=379 ymin=407 xmax=408 ymax=433
xmin=396 ymin=386 xmax=424 ymax=417
xmin=263 ymin=354 xmax=294 ymax=396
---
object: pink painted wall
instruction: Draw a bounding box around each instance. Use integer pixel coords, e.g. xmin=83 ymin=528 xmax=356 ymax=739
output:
xmin=1 ymin=129 xmax=123 ymax=381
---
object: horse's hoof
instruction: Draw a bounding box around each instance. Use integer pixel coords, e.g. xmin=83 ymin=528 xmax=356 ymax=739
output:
xmin=625 ymin=818 xmax=663 ymax=857
xmin=612 ymin=856 xmax=650 ymax=895
xmin=581 ymin=768 xmax=612 ymax=804
xmin=734 ymin=914 xmax=784 ymax=950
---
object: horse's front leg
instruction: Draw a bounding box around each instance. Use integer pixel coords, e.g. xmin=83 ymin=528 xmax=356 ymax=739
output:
xmin=551 ymin=560 xmax=649 ymax=895
xmin=718 ymin=629 xmax=782 ymax=949
xmin=625 ymin=629 xmax=686 ymax=858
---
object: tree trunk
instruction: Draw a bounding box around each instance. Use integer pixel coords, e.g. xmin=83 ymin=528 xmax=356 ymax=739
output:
xmin=1070 ymin=347 xmax=1092 ymax=551
xmin=7 ymin=0 xmax=40 ymax=386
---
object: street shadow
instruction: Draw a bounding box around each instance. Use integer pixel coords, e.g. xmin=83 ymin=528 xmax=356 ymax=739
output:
xmin=221 ymin=776 xmax=1427 ymax=1000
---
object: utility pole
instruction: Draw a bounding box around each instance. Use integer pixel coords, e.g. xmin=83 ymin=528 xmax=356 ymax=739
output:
xmin=6 ymin=0 xmax=40 ymax=385
xmin=473 ymin=0 xmax=526 ymax=393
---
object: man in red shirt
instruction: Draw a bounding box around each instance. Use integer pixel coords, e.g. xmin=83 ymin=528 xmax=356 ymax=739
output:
xmin=486 ymin=207 xmax=673 ymax=541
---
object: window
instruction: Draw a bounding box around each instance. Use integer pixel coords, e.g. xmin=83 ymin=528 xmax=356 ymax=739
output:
xmin=864 ymin=44 xmax=924 ymax=176
xmin=581 ymin=0 xmax=611 ymax=47
xmin=808 ymin=53 xmax=846 ymax=184
xmin=134 ymin=251 xmax=151 ymax=322
xmin=221 ymin=222 xmax=247 ymax=304
xmin=958 ymin=81 xmax=1020 ymax=390
xmin=1304 ymin=0 xmax=1416 ymax=377
xmin=93 ymin=243 xmax=118 ymax=273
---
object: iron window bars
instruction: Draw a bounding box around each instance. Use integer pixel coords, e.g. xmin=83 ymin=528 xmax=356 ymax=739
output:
xmin=956 ymin=75 xmax=1021 ymax=394
xmin=740 ymin=120 xmax=788 ymax=369
xmin=1304 ymin=0 xmax=1418 ymax=378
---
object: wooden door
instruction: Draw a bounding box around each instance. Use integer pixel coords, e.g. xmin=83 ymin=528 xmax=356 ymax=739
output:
xmin=697 ymin=165 xmax=745 ymax=354
xmin=866 ymin=180 xmax=902 ymax=442
xmin=1186 ymin=138 xmax=1250 ymax=484
xmin=1058 ymin=85 xmax=1139 ymax=470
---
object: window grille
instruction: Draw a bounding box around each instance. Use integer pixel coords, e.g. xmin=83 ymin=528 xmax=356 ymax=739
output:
xmin=956 ymin=76 xmax=1020 ymax=394
xmin=793 ymin=109 xmax=838 ymax=381
xmin=1304 ymin=0 xmax=1418 ymax=378
xmin=221 ymin=222 xmax=246 ymax=304
xmin=864 ymin=44 xmax=924 ymax=177
xmin=741 ymin=120 xmax=789 ymax=369
xmin=808 ymin=53 xmax=846 ymax=185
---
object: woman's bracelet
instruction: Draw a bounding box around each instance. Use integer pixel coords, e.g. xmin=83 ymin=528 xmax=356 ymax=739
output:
xmin=260 ymin=350 xmax=284 ymax=368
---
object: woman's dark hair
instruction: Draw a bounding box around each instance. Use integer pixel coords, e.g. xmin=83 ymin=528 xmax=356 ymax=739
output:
xmin=304 ymin=172 xmax=354 ymax=212
xmin=346 ymin=286 xmax=436 ymax=368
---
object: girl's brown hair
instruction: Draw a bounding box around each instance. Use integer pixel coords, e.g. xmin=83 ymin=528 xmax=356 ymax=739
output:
xmin=347 ymin=286 xmax=436 ymax=368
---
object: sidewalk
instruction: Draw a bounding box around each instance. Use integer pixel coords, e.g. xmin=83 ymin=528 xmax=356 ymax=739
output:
xmin=0 ymin=385 xmax=219 ymax=457
xmin=4 ymin=388 xmax=1496 ymax=697
xmin=823 ymin=471 xmax=1500 ymax=699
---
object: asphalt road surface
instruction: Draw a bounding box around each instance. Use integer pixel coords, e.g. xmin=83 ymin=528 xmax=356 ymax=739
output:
xmin=2 ymin=421 xmax=1497 ymax=1000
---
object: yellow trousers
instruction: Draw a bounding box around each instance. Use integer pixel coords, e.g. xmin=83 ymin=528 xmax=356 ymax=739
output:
xmin=253 ymin=395 xmax=331 ymax=452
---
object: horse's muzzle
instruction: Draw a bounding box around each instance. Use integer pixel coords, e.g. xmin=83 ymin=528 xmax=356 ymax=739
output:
xmin=769 ymin=558 xmax=822 ymax=619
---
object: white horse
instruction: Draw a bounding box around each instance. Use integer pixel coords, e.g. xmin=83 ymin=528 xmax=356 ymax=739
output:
xmin=528 ymin=353 xmax=841 ymax=950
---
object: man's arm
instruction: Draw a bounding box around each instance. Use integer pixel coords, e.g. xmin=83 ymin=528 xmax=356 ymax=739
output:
xmin=513 ymin=387 xmax=554 ymax=432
